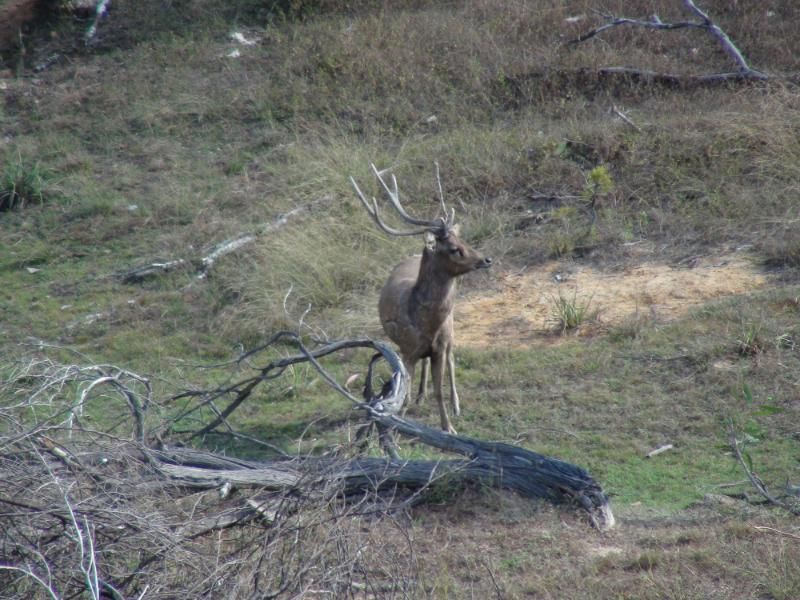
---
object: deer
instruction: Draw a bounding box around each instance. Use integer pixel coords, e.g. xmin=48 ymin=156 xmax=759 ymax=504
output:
xmin=350 ymin=163 xmax=492 ymax=434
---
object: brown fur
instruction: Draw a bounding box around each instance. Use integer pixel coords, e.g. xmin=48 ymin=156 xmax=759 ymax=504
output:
xmin=0 ymin=0 xmax=43 ymax=51
xmin=379 ymin=231 xmax=491 ymax=433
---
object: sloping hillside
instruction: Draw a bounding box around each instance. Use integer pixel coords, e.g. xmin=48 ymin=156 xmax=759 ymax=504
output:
xmin=1 ymin=2 xmax=799 ymax=597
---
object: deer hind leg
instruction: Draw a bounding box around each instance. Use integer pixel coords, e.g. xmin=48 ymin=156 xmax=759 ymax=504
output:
xmin=400 ymin=358 xmax=415 ymax=417
xmin=431 ymin=352 xmax=456 ymax=434
xmin=416 ymin=358 xmax=429 ymax=404
xmin=447 ymin=346 xmax=460 ymax=417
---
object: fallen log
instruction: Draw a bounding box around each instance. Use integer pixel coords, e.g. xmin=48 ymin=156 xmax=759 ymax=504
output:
xmin=152 ymin=438 xmax=615 ymax=530
xmin=157 ymin=332 xmax=614 ymax=529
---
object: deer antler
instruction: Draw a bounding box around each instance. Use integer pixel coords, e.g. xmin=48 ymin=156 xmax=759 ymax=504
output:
xmin=350 ymin=163 xmax=452 ymax=237
xmin=433 ymin=161 xmax=455 ymax=229
xmin=350 ymin=175 xmax=429 ymax=237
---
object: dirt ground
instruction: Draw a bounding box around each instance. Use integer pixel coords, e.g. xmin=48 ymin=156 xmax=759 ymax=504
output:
xmin=456 ymin=251 xmax=769 ymax=348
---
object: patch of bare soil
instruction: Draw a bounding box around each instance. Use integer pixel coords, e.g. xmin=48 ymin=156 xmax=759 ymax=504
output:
xmin=457 ymin=253 xmax=769 ymax=348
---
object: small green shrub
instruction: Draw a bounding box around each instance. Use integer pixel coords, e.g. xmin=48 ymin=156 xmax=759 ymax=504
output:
xmin=583 ymin=165 xmax=615 ymax=201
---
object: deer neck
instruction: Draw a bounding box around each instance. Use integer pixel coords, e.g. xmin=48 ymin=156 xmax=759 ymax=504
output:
xmin=409 ymin=249 xmax=457 ymax=331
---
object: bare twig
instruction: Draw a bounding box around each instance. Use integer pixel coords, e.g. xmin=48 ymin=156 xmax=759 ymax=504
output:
xmin=753 ymin=525 xmax=800 ymax=541
xmin=119 ymin=258 xmax=189 ymax=283
xmin=612 ymin=105 xmax=641 ymax=132
xmin=1 ymin=356 xmax=151 ymax=444
xmin=645 ymin=444 xmax=674 ymax=459
xmin=172 ymin=332 xmax=408 ymax=440
xmin=680 ymin=0 xmax=756 ymax=73
xmin=727 ymin=419 xmax=800 ymax=515
xmin=0 ymin=565 xmax=59 ymax=600
xmin=482 ymin=559 xmax=505 ymax=599
xmin=570 ymin=12 xmax=706 ymax=44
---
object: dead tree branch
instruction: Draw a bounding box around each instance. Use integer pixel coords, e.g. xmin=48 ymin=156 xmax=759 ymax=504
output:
xmin=120 ymin=203 xmax=317 ymax=284
xmin=571 ymin=13 xmax=707 ymax=44
xmin=1 ymin=356 xmax=152 ymax=444
xmin=569 ymin=0 xmax=768 ymax=83
xmin=0 ymin=430 xmax=418 ymax=598
xmin=166 ymin=332 xmax=407 ymax=441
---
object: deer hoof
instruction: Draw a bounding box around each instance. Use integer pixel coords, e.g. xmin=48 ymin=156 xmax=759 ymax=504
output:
xmin=445 ymin=424 xmax=458 ymax=435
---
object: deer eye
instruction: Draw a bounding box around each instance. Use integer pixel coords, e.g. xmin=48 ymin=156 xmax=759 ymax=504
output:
xmin=450 ymin=246 xmax=464 ymax=257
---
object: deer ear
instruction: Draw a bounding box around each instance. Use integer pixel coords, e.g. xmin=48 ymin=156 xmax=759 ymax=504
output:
xmin=423 ymin=231 xmax=436 ymax=249
xmin=450 ymin=223 xmax=461 ymax=236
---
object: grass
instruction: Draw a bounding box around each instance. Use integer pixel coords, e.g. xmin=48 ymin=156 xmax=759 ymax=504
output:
xmin=2 ymin=0 xmax=800 ymax=597
xmin=549 ymin=289 xmax=596 ymax=333
xmin=0 ymin=154 xmax=48 ymax=210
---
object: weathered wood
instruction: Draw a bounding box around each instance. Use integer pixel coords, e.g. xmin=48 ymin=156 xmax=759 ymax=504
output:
xmin=152 ymin=419 xmax=614 ymax=530
xmin=6 ymin=333 xmax=614 ymax=531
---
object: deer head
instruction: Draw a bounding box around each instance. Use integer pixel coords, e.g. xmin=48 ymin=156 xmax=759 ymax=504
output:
xmin=424 ymin=224 xmax=493 ymax=277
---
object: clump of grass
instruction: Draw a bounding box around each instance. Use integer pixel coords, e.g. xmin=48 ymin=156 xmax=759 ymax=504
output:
xmin=0 ymin=156 xmax=48 ymax=211
xmin=736 ymin=320 xmax=767 ymax=357
xmin=219 ymin=213 xmax=405 ymax=343
xmin=544 ymin=206 xmax=586 ymax=258
xmin=549 ymin=290 xmax=596 ymax=334
xmin=625 ymin=552 xmax=660 ymax=572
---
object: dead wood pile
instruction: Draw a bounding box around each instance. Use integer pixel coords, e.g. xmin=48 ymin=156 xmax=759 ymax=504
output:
xmin=0 ymin=335 xmax=612 ymax=598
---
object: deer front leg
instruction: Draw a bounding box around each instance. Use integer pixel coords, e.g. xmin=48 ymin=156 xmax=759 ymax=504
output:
xmin=400 ymin=358 xmax=415 ymax=417
xmin=416 ymin=358 xmax=429 ymax=404
xmin=431 ymin=352 xmax=456 ymax=434
xmin=446 ymin=346 xmax=460 ymax=417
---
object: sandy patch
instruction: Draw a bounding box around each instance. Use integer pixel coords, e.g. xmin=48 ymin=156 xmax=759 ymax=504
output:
xmin=456 ymin=254 xmax=768 ymax=348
